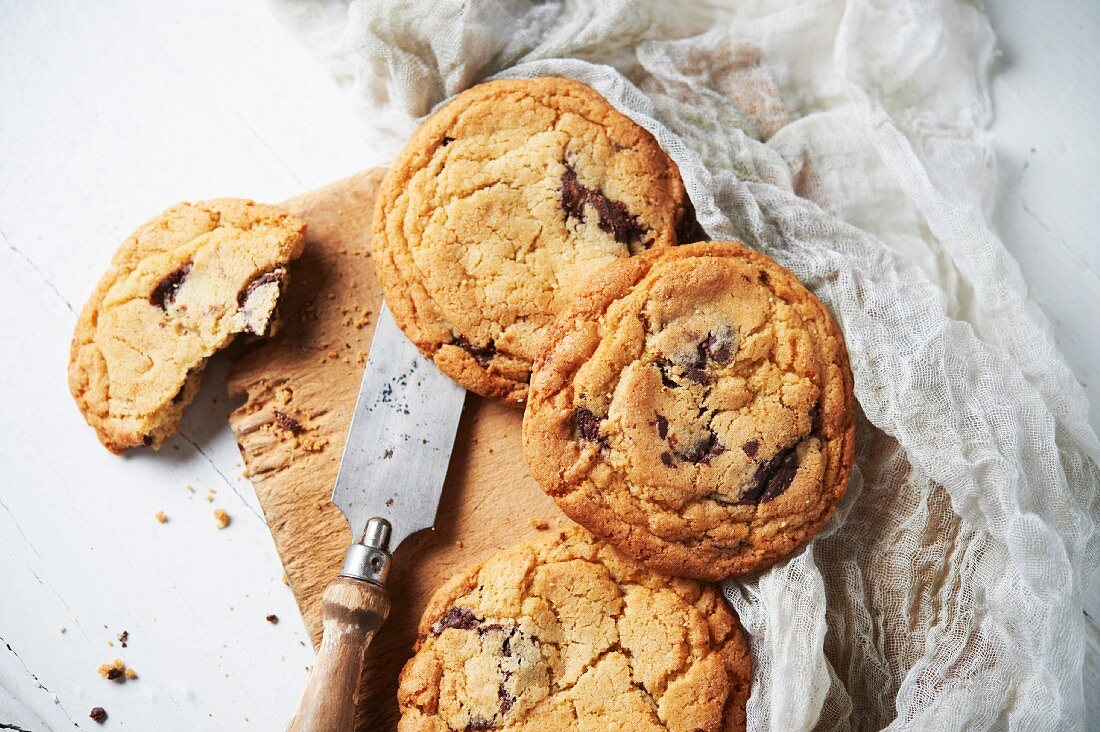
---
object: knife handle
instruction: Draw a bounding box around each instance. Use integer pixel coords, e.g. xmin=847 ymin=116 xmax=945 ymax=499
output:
xmin=287 ymin=576 xmax=390 ymax=732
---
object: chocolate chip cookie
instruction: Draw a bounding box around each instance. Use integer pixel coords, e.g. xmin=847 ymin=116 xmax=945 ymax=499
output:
xmin=523 ymin=242 xmax=855 ymax=580
xmin=398 ymin=526 xmax=750 ymax=731
xmin=69 ymin=200 xmax=305 ymax=452
xmin=372 ymin=77 xmax=694 ymax=405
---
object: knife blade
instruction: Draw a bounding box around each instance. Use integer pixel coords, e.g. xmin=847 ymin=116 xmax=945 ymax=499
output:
xmin=331 ymin=302 xmax=466 ymax=550
xmin=287 ymin=301 xmax=467 ymax=732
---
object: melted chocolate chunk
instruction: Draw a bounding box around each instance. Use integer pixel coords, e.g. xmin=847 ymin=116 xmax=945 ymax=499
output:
xmin=149 ymin=263 xmax=192 ymax=309
xmin=742 ymin=439 xmax=759 ymax=458
xmin=674 ymin=197 xmax=707 ymax=244
xmin=573 ymin=407 xmax=605 ymax=444
xmin=498 ymin=683 xmax=514 ymax=714
xmin=701 ymin=326 xmax=736 ymax=364
xmin=561 ymin=165 xmax=647 ymax=249
xmin=433 ymin=606 xmax=481 ymax=634
xmin=654 ymin=414 xmax=669 ymax=440
xmin=683 ymin=367 xmax=710 ymax=385
xmin=273 ymin=410 xmax=304 ymax=436
xmin=808 ymin=402 xmax=821 ymax=432
xmin=661 ymin=451 xmax=675 ymax=467
xmin=452 ymin=335 xmax=496 ymax=367
xmin=679 ymin=432 xmax=724 ymax=464
xmin=741 ymin=443 xmax=800 ymax=504
xmin=237 ymin=270 xmax=284 ymax=307
xmin=657 ymin=360 xmax=679 ymax=389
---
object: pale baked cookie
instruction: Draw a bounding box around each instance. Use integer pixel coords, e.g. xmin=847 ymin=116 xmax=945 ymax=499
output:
xmin=69 ymin=200 xmax=306 ymax=453
xmin=398 ymin=526 xmax=750 ymax=731
xmin=372 ymin=77 xmax=695 ymax=405
xmin=523 ymin=242 xmax=855 ymax=580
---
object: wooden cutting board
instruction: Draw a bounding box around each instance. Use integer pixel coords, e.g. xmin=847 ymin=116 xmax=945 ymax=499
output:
xmin=226 ymin=169 xmax=568 ymax=731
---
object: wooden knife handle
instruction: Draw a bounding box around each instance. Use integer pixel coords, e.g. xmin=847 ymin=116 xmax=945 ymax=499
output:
xmin=287 ymin=576 xmax=390 ymax=732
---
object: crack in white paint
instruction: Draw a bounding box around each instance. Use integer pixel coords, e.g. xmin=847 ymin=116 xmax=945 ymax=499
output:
xmin=0 ymin=636 xmax=79 ymax=728
xmin=0 ymin=227 xmax=75 ymax=314
xmin=178 ymin=431 xmax=265 ymax=524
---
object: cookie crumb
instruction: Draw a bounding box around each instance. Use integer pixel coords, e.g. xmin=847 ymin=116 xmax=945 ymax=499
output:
xmin=97 ymin=659 xmax=127 ymax=682
xmin=89 ymin=706 xmax=108 ymax=723
xmin=214 ymin=509 xmax=231 ymax=529
xmin=155 ymin=511 xmax=167 ymax=523
xmin=117 ymin=630 xmax=128 ymax=647
xmin=529 ymin=518 xmax=550 ymax=531
xmin=124 ymin=667 xmax=138 ymax=681
xmin=59 ymin=626 xmax=66 ymax=634
xmin=266 ymin=614 xmax=279 ymax=624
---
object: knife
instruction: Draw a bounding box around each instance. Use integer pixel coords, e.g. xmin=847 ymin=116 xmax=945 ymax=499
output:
xmin=287 ymin=302 xmax=466 ymax=732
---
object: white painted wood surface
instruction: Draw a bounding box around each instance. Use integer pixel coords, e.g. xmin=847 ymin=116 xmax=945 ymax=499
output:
xmin=0 ymin=1 xmax=1096 ymax=730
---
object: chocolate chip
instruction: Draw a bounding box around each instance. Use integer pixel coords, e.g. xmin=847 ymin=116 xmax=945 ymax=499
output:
xmin=273 ymin=410 xmax=303 ymax=436
xmin=464 ymin=720 xmax=495 ymax=731
xmin=661 ymin=451 xmax=675 ymax=467
xmin=501 ymin=633 xmax=512 ymax=658
xmin=808 ymin=403 xmax=821 ymax=432
xmin=266 ymin=614 xmax=279 ymax=624
xmin=433 ymin=606 xmax=481 ymax=634
xmin=142 ymin=435 xmax=154 ymax=447
xmin=561 ymin=165 xmax=647 ymax=249
xmin=237 ymin=270 xmax=284 ymax=307
xmin=89 ymin=707 xmax=108 ymax=724
xmin=758 ymin=270 xmax=770 ymax=286
xmin=442 ymin=135 xmax=455 ymax=146
xmin=452 ymin=335 xmax=495 ymax=367
xmin=105 ymin=667 xmax=122 ymax=681
xmin=654 ymin=415 xmax=669 ymax=440
xmin=573 ymin=407 xmax=605 ymax=444
xmin=683 ymin=367 xmax=710 ymax=385
xmin=742 ymin=439 xmax=759 ymax=457
xmin=741 ymin=443 xmax=800 ymax=504
xmin=150 ymin=263 xmax=192 ymax=308
xmin=479 ymin=623 xmax=505 ymax=635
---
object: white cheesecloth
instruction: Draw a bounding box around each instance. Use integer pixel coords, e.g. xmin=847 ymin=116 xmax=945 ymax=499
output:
xmin=272 ymin=1 xmax=1100 ymax=729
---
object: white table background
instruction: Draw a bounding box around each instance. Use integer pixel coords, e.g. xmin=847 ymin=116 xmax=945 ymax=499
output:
xmin=1 ymin=1 xmax=1097 ymax=729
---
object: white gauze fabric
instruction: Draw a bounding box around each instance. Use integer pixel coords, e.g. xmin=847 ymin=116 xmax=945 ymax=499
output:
xmin=272 ymin=1 xmax=1100 ymax=729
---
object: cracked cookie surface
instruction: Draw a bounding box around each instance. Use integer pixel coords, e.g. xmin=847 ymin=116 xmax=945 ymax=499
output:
xmin=398 ymin=526 xmax=750 ymax=731
xmin=522 ymin=242 xmax=855 ymax=580
xmin=372 ymin=77 xmax=693 ymax=405
xmin=69 ymin=199 xmax=305 ymax=452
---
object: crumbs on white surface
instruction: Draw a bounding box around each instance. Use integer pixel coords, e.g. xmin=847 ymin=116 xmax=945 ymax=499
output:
xmin=214 ymin=509 xmax=230 ymax=529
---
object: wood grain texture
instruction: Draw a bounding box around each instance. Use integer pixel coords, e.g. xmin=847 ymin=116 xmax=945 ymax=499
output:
xmin=226 ymin=169 xmax=568 ymax=730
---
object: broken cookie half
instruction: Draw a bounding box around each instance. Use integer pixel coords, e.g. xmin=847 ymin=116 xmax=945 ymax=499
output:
xmin=69 ymin=199 xmax=306 ymax=453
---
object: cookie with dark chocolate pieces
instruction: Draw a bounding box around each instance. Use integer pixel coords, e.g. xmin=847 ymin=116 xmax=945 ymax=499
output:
xmin=372 ymin=77 xmax=694 ymax=406
xmin=397 ymin=526 xmax=750 ymax=731
xmin=522 ymin=242 xmax=855 ymax=580
xmin=69 ymin=199 xmax=305 ymax=452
